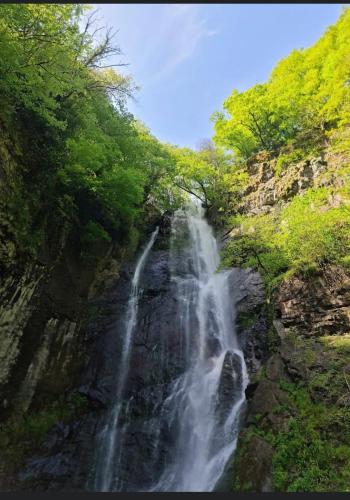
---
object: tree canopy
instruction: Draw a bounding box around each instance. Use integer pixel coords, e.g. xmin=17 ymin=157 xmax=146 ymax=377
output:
xmin=168 ymin=141 xmax=248 ymax=217
xmin=0 ymin=4 xmax=177 ymax=253
xmin=212 ymin=7 xmax=350 ymax=161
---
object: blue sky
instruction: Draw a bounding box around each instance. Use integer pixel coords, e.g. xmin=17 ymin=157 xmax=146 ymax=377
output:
xmin=93 ymin=3 xmax=344 ymax=149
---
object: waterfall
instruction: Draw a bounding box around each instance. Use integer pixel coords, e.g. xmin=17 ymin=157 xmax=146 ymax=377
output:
xmin=93 ymin=226 xmax=159 ymax=492
xmin=148 ymin=199 xmax=249 ymax=492
xmin=93 ymin=198 xmax=248 ymax=492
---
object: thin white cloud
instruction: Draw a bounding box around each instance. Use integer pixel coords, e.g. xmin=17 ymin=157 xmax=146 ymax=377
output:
xmin=139 ymin=4 xmax=219 ymax=85
xmin=91 ymin=4 xmax=218 ymax=87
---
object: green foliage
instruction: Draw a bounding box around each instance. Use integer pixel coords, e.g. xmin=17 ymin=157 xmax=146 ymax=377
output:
xmin=320 ymin=334 xmax=350 ymax=354
xmin=0 ymin=4 xmax=135 ymax=128
xmin=215 ymin=9 xmax=350 ymax=292
xmin=0 ymin=393 xmax=88 ymax=467
xmin=0 ymin=4 xmax=180 ymax=256
xmin=212 ymin=83 xmax=299 ymax=160
xmin=220 ymin=213 xmax=289 ymax=290
xmin=6 ymin=184 xmax=44 ymax=256
xmin=169 ymin=140 xmax=248 ymax=215
xmin=221 ymin=187 xmax=350 ymax=289
xmin=278 ymin=188 xmax=350 ymax=269
xmin=269 ymin=383 xmax=350 ymax=492
xmin=234 ymin=351 xmax=350 ymax=493
xmin=341 ymin=255 xmax=350 ymax=270
xmin=132 ymin=123 xmax=181 ymax=211
xmin=81 ymin=221 xmax=111 ymax=246
xmin=274 ymin=149 xmax=304 ymax=177
xmin=213 ymin=7 xmax=350 ymax=161
xmin=303 ymin=348 xmax=317 ymax=368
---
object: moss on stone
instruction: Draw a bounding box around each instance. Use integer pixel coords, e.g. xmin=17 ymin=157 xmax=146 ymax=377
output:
xmin=237 ymin=311 xmax=258 ymax=329
xmin=320 ymin=334 xmax=350 ymax=354
xmin=0 ymin=393 xmax=88 ymax=470
xmin=233 ymin=331 xmax=350 ymax=492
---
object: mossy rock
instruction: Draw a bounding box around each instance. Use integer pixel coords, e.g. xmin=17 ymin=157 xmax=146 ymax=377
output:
xmin=232 ymin=431 xmax=274 ymax=492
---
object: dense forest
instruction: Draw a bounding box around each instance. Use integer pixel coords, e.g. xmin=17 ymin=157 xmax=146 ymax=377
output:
xmin=0 ymin=3 xmax=350 ymax=493
xmin=0 ymin=4 xmax=182 ymax=263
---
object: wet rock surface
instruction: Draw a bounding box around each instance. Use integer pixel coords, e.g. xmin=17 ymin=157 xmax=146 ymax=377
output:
xmin=0 ymin=217 xmax=269 ymax=491
xmin=230 ymin=263 xmax=350 ymax=492
xmin=0 ymin=222 xmax=175 ymax=490
xmin=228 ymin=268 xmax=268 ymax=376
xmin=4 ymin=148 xmax=348 ymax=492
xmin=234 ymin=435 xmax=274 ymax=492
xmin=217 ymin=351 xmax=244 ymax=425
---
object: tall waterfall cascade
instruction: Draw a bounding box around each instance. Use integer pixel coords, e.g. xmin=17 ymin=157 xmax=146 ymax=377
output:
xmin=93 ymin=199 xmax=248 ymax=492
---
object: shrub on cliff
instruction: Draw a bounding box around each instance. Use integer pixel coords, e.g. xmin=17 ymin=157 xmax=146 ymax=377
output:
xmin=222 ymin=187 xmax=350 ymax=286
xmin=277 ymin=188 xmax=350 ymax=270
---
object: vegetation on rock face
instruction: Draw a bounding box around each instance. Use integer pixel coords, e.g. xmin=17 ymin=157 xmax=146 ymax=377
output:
xmin=210 ymin=8 xmax=350 ymax=494
xmin=0 ymin=393 xmax=88 ymax=469
xmin=237 ymin=381 xmax=350 ymax=492
xmin=220 ymin=186 xmax=350 ymax=291
xmin=231 ymin=312 xmax=350 ymax=493
xmin=215 ymin=8 xmax=350 ymax=292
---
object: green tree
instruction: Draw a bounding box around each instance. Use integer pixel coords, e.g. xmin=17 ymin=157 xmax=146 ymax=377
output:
xmin=0 ymin=4 xmax=182 ymax=254
xmin=171 ymin=140 xmax=247 ymax=215
xmin=212 ymin=7 xmax=350 ymax=161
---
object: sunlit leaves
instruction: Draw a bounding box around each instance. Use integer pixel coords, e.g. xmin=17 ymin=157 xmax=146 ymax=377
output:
xmin=0 ymin=4 xmax=181 ymax=249
xmin=212 ymin=8 xmax=350 ymax=161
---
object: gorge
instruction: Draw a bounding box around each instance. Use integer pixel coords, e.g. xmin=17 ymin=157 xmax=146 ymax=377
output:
xmin=1 ymin=4 xmax=350 ymax=493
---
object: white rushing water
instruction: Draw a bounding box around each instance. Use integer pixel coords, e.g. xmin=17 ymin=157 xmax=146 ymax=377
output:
xmin=93 ymin=198 xmax=248 ymax=492
xmin=149 ymin=199 xmax=249 ymax=492
xmin=93 ymin=226 xmax=159 ymax=492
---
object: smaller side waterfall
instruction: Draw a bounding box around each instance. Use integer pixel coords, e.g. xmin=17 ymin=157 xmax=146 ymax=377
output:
xmin=93 ymin=227 xmax=159 ymax=492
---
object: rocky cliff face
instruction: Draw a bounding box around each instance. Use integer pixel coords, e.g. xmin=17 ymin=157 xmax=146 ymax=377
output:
xmin=0 ymin=130 xmax=135 ymax=489
xmin=226 ymin=150 xmax=350 ymax=492
xmin=0 ymin=210 xmax=267 ymax=491
xmin=239 ymin=149 xmax=348 ymax=217
xmin=0 ymin=224 xmax=131 ymax=487
xmin=2 ymin=129 xmax=348 ymax=492
xmin=231 ymin=269 xmax=350 ymax=491
xmin=276 ymin=264 xmax=350 ymax=336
